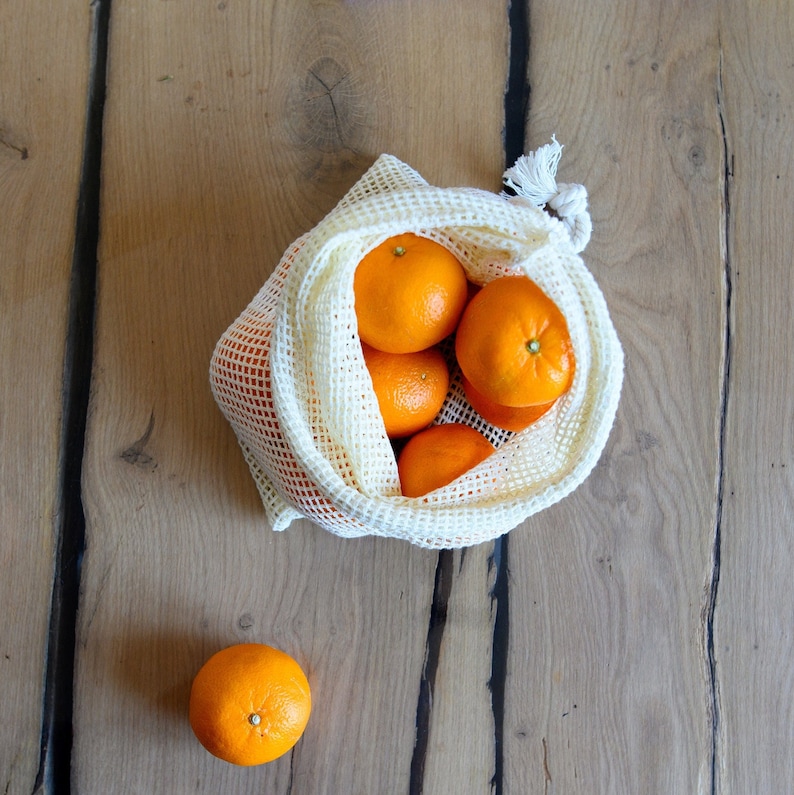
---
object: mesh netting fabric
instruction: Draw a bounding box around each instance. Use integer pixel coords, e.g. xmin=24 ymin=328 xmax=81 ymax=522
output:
xmin=210 ymin=154 xmax=623 ymax=548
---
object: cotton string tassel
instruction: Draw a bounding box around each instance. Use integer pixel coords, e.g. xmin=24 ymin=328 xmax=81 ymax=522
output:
xmin=502 ymin=136 xmax=592 ymax=253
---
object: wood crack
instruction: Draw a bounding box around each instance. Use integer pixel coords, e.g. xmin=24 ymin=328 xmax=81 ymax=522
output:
xmin=542 ymin=737 xmax=552 ymax=793
xmin=504 ymin=0 xmax=530 ymax=165
xmin=703 ymin=36 xmax=733 ymax=795
xmin=33 ymin=0 xmax=112 ymax=791
xmin=409 ymin=550 xmax=454 ymax=794
xmin=486 ymin=4 xmax=529 ymax=792
xmin=285 ymin=746 xmax=296 ymax=795
xmin=306 ymin=68 xmax=349 ymax=148
xmin=489 ymin=535 xmax=510 ymax=795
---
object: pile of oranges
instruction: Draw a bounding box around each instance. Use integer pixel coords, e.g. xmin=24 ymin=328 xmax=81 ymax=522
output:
xmin=354 ymin=232 xmax=575 ymax=497
xmin=188 ymin=235 xmax=577 ymax=769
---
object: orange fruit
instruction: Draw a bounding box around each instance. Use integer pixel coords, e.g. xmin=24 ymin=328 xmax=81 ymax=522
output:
xmin=463 ymin=376 xmax=555 ymax=432
xmin=362 ymin=343 xmax=449 ymax=438
xmin=354 ymin=233 xmax=468 ymax=353
xmin=189 ymin=643 xmax=311 ymax=766
xmin=455 ymin=275 xmax=575 ymax=407
xmin=397 ymin=423 xmax=495 ymax=497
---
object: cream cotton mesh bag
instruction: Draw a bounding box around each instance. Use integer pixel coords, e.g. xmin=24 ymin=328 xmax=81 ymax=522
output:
xmin=210 ymin=142 xmax=624 ymax=549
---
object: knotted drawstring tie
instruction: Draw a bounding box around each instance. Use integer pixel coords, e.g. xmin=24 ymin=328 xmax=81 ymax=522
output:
xmin=502 ymin=136 xmax=592 ymax=253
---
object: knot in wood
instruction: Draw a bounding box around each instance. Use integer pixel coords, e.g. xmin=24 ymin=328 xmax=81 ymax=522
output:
xmin=287 ymin=56 xmax=365 ymax=154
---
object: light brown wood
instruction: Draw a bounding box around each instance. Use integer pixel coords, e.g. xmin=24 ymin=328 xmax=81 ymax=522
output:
xmin=422 ymin=547 xmax=498 ymax=792
xmin=503 ymin=2 xmax=723 ymax=791
xmin=0 ymin=3 xmax=90 ymax=791
xmin=6 ymin=1 xmax=794 ymax=791
xmin=74 ymin=1 xmax=507 ymax=791
xmin=715 ymin=3 xmax=794 ymax=791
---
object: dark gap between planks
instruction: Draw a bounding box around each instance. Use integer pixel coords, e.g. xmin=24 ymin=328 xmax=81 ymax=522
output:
xmin=34 ymin=0 xmax=112 ymax=792
xmin=32 ymin=0 xmax=531 ymax=791
xmin=491 ymin=2 xmax=529 ymax=792
xmin=408 ymin=2 xmax=529 ymax=793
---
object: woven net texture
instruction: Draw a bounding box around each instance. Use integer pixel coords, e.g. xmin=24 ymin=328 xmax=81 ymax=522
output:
xmin=210 ymin=154 xmax=624 ymax=549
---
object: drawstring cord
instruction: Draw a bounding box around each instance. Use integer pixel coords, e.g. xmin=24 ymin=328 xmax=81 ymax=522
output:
xmin=502 ymin=136 xmax=592 ymax=253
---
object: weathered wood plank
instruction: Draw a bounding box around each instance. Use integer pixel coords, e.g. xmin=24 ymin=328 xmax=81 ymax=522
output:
xmin=75 ymin=1 xmax=507 ymax=791
xmin=421 ymin=547 xmax=499 ymax=793
xmin=503 ymin=2 xmax=723 ymax=791
xmin=0 ymin=3 xmax=90 ymax=792
xmin=715 ymin=3 xmax=794 ymax=791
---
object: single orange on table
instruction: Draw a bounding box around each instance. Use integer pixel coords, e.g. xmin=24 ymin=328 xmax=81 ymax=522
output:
xmin=362 ymin=343 xmax=449 ymax=438
xmin=462 ymin=376 xmax=556 ymax=433
xmin=455 ymin=275 xmax=575 ymax=408
xmin=354 ymin=233 xmax=468 ymax=353
xmin=397 ymin=422 xmax=496 ymax=498
xmin=189 ymin=643 xmax=311 ymax=766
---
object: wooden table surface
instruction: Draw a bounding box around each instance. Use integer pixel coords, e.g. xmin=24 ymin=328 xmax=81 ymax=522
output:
xmin=2 ymin=1 xmax=793 ymax=793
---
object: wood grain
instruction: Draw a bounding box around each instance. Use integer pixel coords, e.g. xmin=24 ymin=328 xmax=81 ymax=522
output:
xmin=421 ymin=547 xmax=498 ymax=793
xmin=0 ymin=3 xmax=90 ymax=792
xmin=74 ymin=1 xmax=507 ymax=792
xmin=715 ymin=3 xmax=794 ymax=791
xmin=5 ymin=0 xmax=794 ymax=791
xmin=503 ymin=2 xmax=724 ymax=791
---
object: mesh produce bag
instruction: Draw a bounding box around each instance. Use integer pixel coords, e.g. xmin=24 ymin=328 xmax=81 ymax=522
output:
xmin=210 ymin=143 xmax=623 ymax=548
